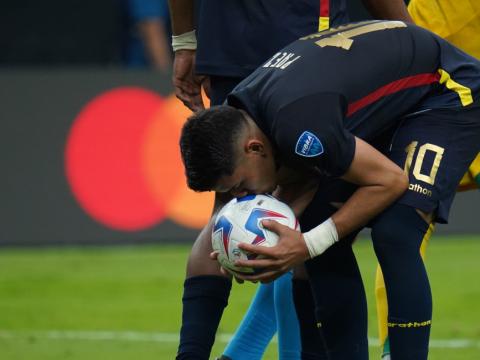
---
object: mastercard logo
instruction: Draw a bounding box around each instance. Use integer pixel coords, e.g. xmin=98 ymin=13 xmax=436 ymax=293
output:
xmin=65 ymin=87 xmax=214 ymax=231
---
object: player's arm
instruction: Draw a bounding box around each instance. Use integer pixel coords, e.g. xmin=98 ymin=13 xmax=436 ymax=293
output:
xmin=235 ymin=137 xmax=408 ymax=282
xmin=361 ymin=0 xmax=414 ymax=23
xmin=168 ymin=0 xmax=207 ymax=111
xmin=273 ymin=93 xmax=408 ymax=239
xmin=333 ymin=137 xmax=408 ymax=237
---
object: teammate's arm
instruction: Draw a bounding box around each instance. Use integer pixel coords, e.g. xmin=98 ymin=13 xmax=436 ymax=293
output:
xmin=137 ymin=19 xmax=171 ymax=71
xmin=169 ymin=0 xmax=194 ymax=35
xmin=362 ymin=0 xmax=414 ymax=23
xmin=168 ymin=0 xmax=207 ymax=111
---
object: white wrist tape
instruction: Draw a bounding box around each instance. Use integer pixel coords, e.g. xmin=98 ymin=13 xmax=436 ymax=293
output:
xmin=303 ymin=217 xmax=339 ymax=258
xmin=172 ymin=30 xmax=197 ymax=52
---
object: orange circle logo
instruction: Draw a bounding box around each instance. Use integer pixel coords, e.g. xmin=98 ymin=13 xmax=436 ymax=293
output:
xmin=65 ymin=87 xmax=214 ymax=231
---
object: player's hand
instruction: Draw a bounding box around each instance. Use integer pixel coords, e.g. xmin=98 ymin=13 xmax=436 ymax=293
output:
xmin=172 ymin=49 xmax=207 ymax=111
xmin=234 ymin=220 xmax=310 ymax=283
xmin=209 ymin=250 xmax=245 ymax=284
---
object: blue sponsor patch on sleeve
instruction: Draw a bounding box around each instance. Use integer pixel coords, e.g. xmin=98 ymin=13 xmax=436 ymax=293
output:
xmin=295 ymin=131 xmax=324 ymax=157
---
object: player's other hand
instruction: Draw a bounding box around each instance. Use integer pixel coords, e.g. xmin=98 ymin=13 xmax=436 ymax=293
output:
xmin=209 ymin=251 xmax=245 ymax=283
xmin=235 ymin=219 xmax=309 ymax=283
xmin=172 ymin=49 xmax=208 ymax=112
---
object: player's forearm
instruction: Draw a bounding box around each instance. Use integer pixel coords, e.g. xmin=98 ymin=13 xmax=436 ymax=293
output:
xmin=168 ymin=0 xmax=195 ymax=35
xmin=331 ymin=177 xmax=407 ymax=239
xmin=362 ymin=0 xmax=414 ymax=23
xmin=303 ymin=175 xmax=407 ymax=258
xmin=303 ymin=177 xmax=406 ymax=258
xmin=333 ymin=137 xmax=409 ymax=239
xmin=303 ymin=137 xmax=409 ymax=258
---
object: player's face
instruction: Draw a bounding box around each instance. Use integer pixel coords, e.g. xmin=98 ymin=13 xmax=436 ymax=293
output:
xmin=215 ymin=143 xmax=278 ymax=198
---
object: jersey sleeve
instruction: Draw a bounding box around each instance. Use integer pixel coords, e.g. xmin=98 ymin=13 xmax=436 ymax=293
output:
xmin=273 ymin=92 xmax=356 ymax=177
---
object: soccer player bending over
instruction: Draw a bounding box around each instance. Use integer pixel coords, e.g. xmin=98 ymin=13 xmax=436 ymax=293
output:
xmin=170 ymin=1 xmax=416 ymax=359
xmin=180 ymin=21 xmax=480 ymax=359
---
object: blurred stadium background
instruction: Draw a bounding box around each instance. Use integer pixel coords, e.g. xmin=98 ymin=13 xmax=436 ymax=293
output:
xmin=0 ymin=1 xmax=479 ymax=359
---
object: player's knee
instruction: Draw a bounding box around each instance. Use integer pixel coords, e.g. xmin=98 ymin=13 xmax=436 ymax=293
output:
xmin=186 ymin=222 xmax=229 ymax=278
xmin=186 ymin=252 xmax=226 ymax=278
xmin=371 ymin=204 xmax=429 ymax=262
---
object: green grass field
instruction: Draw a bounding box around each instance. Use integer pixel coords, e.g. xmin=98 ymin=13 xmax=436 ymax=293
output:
xmin=1 ymin=236 xmax=479 ymax=359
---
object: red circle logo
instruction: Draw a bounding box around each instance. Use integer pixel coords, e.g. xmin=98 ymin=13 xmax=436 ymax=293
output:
xmin=65 ymin=87 xmax=214 ymax=231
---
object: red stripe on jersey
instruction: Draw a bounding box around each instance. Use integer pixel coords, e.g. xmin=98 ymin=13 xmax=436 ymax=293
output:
xmin=320 ymin=0 xmax=329 ymax=17
xmin=347 ymin=72 xmax=441 ymax=116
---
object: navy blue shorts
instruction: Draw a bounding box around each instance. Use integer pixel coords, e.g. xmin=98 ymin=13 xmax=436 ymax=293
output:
xmin=387 ymin=105 xmax=480 ymax=223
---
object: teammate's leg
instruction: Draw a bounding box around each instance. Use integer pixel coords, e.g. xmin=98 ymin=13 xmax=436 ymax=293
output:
xmin=374 ymin=266 xmax=389 ymax=358
xmin=468 ymin=153 xmax=480 ymax=187
xmin=458 ymin=154 xmax=480 ymax=191
xmin=293 ymin=266 xmax=328 ymax=360
xmin=221 ymin=282 xmax=276 ymax=360
xmin=222 ymin=273 xmax=302 ymax=360
xmin=274 ymin=271 xmax=302 ymax=360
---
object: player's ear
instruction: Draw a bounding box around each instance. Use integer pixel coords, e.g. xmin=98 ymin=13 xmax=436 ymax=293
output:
xmin=246 ymin=140 xmax=265 ymax=155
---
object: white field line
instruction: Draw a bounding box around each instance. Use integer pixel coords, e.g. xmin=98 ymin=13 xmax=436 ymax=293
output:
xmin=0 ymin=330 xmax=479 ymax=349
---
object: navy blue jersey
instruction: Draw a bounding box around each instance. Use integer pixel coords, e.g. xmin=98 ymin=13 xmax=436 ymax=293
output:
xmin=195 ymin=0 xmax=348 ymax=77
xmin=227 ymin=21 xmax=480 ymax=177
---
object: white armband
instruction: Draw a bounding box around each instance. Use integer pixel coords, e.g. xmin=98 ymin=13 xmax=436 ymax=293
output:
xmin=302 ymin=217 xmax=339 ymax=258
xmin=172 ymin=30 xmax=197 ymax=52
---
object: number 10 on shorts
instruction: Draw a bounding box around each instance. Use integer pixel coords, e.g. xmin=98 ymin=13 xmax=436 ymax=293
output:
xmin=404 ymin=141 xmax=445 ymax=185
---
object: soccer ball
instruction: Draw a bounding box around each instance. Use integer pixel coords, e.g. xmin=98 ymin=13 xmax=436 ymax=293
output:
xmin=212 ymin=194 xmax=299 ymax=274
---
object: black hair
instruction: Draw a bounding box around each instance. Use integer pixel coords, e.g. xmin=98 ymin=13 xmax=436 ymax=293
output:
xmin=180 ymin=105 xmax=247 ymax=191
